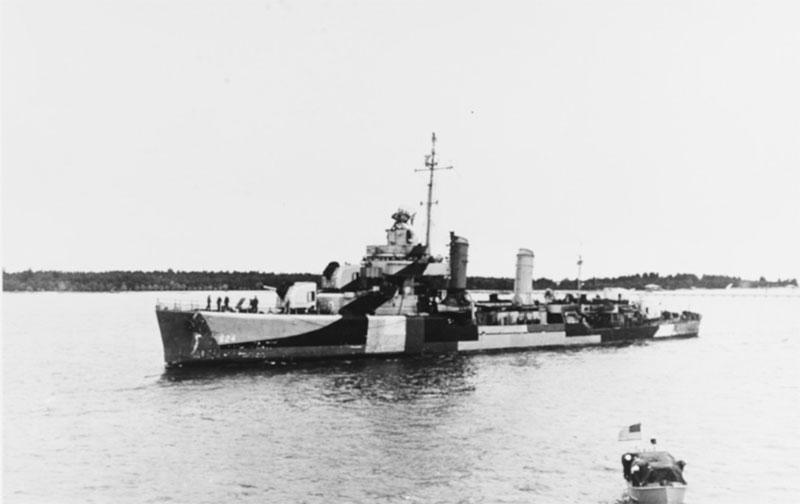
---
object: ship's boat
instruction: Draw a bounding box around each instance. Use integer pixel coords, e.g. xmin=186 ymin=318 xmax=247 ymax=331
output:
xmin=154 ymin=135 xmax=701 ymax=367
xmin=622 ymin=451 xmax=688 ymax=504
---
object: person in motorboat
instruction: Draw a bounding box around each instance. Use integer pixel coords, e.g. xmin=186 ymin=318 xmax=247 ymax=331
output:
xmin=622 ymin=450 xmax=687 ymax=487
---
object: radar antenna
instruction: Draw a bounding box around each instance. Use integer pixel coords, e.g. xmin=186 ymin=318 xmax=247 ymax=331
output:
xmin=415 ymin=132 xmax=453 ymax=254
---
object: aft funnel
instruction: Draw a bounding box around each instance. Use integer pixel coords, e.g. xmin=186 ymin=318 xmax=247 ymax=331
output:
xmin=448 ymin=232 xmax=469 ymax=291
xmin=513 ymin=248 xmax=535 ymax=306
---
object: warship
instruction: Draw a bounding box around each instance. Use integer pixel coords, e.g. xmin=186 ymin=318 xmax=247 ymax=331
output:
xmin=155 ymin=134 xmax=701 ymax=367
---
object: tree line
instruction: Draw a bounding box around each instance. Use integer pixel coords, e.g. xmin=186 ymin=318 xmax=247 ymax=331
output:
xmin=472 ymin=272 xmax=796 ymax=291
xmin=3 ymin=269 xmax=796 ymax=292
xmin=1 ymin=269 xmax=316 ymax=295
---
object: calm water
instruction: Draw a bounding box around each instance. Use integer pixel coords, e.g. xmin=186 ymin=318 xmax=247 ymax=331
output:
xmin=3 ymin=290 xmax=799 ymax=503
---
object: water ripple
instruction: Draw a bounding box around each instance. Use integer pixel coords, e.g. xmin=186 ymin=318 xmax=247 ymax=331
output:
xmin=3 ymin=292 xmax=800 ymax=503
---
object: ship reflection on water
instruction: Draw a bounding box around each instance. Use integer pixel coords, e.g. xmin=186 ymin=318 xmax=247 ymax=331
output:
xmin=159 ymin=353 xmax=477 ymax=404
xmin=325 ymin=355 xmax=477 ymax=404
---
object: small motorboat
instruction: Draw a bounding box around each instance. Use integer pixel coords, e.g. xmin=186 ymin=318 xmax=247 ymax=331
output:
xmin=621 ymin=450 xmax=688 ymax=504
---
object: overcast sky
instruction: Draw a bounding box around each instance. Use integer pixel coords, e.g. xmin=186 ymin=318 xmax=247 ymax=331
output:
xmin=3 ymin=0 xmax=799 ymax=281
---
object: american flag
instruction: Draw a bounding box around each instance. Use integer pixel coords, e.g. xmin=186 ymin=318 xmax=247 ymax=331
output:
xmin=618 ymin=423 xmax=642 ymax=441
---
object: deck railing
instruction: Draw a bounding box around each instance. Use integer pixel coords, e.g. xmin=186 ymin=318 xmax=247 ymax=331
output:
xmin=155 ymin=299 xmax=207 ymax=311
xmin=155 ymin=298 xmax=283 ymax=313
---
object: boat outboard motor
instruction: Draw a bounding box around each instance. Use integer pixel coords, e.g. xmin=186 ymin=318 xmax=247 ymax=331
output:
xmin=621 ymin=453 xmax=635 ymax=481
xmin=442 ymin=232 xmax=471 ymax=309
xmin=513 ymin=248 xmax=535 ymax=306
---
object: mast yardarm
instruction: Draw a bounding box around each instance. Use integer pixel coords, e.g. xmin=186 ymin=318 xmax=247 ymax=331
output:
xmin=416 ymin=132 xmax=453 ymax=254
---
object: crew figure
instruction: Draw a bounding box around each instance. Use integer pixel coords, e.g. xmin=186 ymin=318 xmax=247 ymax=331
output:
xmin=216 ymin=297 xmax=222 ymax=311
xmin=224 ymin=296 xmax=230 ymax=311
xmin=206 ymin=295 xmax=211 ymax=310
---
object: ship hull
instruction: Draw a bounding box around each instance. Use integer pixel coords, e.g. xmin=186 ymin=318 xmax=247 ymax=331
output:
xmin=156 ymin=309 xmax=700 ymax=367
xmin=628 ymin=483 xmax=687 ymax=504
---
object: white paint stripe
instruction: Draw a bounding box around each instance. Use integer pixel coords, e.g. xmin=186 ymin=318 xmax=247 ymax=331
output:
xmin=365 ymin=316 xmax=407 ymax=354
xmin=475 ymin=324 xmax=564 ymax=335
xmin=479 ymin=325 xmax=531 ymax=335
xmin=458 ymin=331 xmax=600 ymax=351
xmin=204 ymin=313 xmax=342 ymax=345
xmin=654 ymin=324 xmax=676 ymax=338
xmin=654 ymin=320 xmax=700 ymax=338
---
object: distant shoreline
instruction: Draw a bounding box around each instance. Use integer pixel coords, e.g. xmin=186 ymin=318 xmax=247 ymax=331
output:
xmin=3 ymin=270 xmax=796 ymax=293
